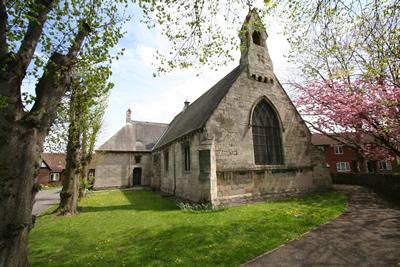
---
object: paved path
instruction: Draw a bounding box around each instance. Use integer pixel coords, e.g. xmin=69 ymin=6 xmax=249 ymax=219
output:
xmin=32 ymin=188 xmax=60 ymax=216
xmin=242 ymin=185 xmax=400 ymax=267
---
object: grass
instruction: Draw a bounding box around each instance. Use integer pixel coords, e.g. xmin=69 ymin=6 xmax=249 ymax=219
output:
xmin=39 ymin=185 xmax=62 ymax=191
xmin=29 ymin=189 xmax=347 ymax=267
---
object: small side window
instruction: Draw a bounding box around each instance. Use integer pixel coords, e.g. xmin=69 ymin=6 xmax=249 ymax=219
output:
xmin=182 ymin=141 xmax=191 ymax=172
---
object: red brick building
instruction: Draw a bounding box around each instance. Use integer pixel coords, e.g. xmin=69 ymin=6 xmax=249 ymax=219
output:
xmin=311 ymin=134 xmax=399 ymax=174
xmin=37 ymin=153 xmax=66 ymax=185
xmin=36 ymin=153 xmax=96 ymax=185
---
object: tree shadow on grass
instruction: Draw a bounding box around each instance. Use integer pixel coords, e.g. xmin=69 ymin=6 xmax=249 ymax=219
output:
xmin=94 ymin=217 xmax=317 ymax=267
xmin=79 ymin=189 xmax=179 ymax=213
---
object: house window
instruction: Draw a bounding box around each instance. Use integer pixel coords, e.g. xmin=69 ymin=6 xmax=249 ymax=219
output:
xmin=135 ymin=155 xmax=141 ymax=164
xmin=182 ymin=141 xmax=191 ymax=171
xmin=333 ymin=145 xmax=344 ymax=154
xmin=378 ymin=160 xmax=392 ymax=171
xmin=252 ymin=99 xmax=284 ymax=165
xmin=164 ymin=150 xmax=169 ymax=172
xmin=336 ymin=162 xmax=350 ymax=172
xmin=49 ymin=172 xmax=60 ymax=182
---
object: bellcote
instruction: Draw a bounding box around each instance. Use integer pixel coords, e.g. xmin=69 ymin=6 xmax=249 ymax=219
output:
xmin=240 ymin=9 xmax=274 ymax=83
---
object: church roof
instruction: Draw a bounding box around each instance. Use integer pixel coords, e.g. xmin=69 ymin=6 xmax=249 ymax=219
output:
xmin=153 ymin=65 xmax=244 ymax=150
xmin=98 ymin=121 xmax=168 ymax=152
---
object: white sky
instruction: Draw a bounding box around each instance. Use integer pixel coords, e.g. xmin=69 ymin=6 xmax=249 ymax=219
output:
xmin=97 ymin=8 xmax=294 ymax=146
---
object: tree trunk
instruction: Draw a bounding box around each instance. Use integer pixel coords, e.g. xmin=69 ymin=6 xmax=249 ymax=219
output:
xmin=57 ymin=88 xmax=82 ymax=215
xmin=79 ymin=162 xmax=89 ymax=199
xmin=0 ymin=22 xmax=90 ymax=264
xmin=0 ymin=54 xmax=71 ymax=265
xmin=79 ymin=130 xmax=88 ymax=199
xmin=0 ymin=123 xmax=45 ymax=267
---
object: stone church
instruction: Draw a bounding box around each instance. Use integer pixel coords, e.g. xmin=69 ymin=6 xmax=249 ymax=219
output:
xmin=95 ymin=9 xmax=332 ymax=204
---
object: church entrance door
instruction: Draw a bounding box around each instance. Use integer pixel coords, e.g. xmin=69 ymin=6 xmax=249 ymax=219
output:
xmin=132 ymin=168 xmax=142 ymax=186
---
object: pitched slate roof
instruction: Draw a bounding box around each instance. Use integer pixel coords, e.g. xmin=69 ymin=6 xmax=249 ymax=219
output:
xmin=98 ymin=121 xmax=168 ymax=152
xmin=41 ymin=153 xmax=66 ymax=172
xmin=153 ymin=65 xmax=244 ymax=150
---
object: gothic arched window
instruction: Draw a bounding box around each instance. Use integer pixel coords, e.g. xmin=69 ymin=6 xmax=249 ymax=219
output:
xmin=252 ymin=99 xmax=284 ymax=164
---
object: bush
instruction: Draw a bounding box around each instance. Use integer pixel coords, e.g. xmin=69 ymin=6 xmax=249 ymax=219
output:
xmin=177 ymin=202 xmax=226 ymax=213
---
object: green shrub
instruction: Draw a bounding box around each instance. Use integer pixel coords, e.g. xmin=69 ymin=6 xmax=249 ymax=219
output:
xmin=177 ymin=202 xmax=226 ymax=213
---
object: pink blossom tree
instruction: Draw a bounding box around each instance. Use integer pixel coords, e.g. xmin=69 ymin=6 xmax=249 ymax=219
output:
xmin=295 ymin=80 xmax=400 ymax=160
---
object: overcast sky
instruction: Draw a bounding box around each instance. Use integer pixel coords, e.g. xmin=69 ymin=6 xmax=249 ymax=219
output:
xmin=97 ymin=7 xmax=294 ymax=146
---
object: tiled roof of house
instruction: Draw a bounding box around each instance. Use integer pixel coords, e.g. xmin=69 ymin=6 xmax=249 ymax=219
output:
xmin=98 ymin=120 xmax=168 ymax=152
xmin=153 ymin=65 xmax=244 ymax=150
xmin=41 ymin=153 xmax=66 ymax=172
xmin=311 ymin=133 xmax=375 ymax=145
xmin=41 ymin=153 xmax=97 ymax=171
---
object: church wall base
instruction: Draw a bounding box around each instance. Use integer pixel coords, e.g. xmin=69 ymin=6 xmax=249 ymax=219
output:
xmin=215 ymin=168 xmax=332 ymax=205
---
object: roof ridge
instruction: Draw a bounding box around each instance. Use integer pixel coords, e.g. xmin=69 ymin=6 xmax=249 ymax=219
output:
xmin=153 ymin=65 xmax=244 ymax=150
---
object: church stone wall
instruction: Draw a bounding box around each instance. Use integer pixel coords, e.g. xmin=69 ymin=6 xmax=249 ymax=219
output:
xmin=205 ymin=71 xmax=332 ymax=203
xmin=94 ymin=152 xmax=152 ymax=189
xmin=158 ymin=133 xmax=202 ymax=200
xmin=150 ymin=152 xmax=161 ymax=189
xmin=154 ymin=132 xmax=217 ymax=203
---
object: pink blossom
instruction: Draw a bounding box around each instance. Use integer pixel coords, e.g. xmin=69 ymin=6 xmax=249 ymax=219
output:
xmin=295 ymin=79 xmax=400 ymax=159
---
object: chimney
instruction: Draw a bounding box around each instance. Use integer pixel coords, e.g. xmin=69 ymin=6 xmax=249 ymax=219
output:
xmin=183 ymin=100 xmax=190 ymax=111
xmin=126 ymin=108 xmax=132 ymax=123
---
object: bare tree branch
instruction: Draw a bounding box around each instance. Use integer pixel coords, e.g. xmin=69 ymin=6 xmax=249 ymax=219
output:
xmin=0 ymin=0 xmax=7 ymax=57
xmin=16 ymin=0 xmax=55 ymax=77
xmin=29 ymin=23 xmax=91 ymax=126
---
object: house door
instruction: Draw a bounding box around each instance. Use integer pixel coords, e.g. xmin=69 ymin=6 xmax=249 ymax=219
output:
xmin=132 ymin=168 xmax=142 ymax=186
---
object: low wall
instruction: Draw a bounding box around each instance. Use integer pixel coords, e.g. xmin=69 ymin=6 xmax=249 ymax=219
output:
xmin=332 ymin=173 xmax=400 ymax=201
xmin=216 ymin=166 xmax=332 ymax=204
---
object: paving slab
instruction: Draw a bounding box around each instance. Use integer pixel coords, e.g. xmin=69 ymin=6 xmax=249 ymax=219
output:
xmin=242 ymin=185 xmax=400 ymax=267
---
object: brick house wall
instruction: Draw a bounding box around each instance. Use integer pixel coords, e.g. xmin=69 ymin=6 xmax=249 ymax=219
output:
xmin=315 ymin=143 xmax=399 ymax=175
xmin=319 ymin=145 xmax=358 ymax=174
xmin=36 ymin=168 xmax=64 ymax=185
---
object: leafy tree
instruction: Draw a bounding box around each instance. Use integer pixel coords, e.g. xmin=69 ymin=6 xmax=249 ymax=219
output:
xmin=137 ymin=1 xmax=264 ymax=74
xmin=270 ymin=0 xmax=399 ymax=84
xmin=269 ymin=0 xmax=400 ymax=158
xmin=57 ymin=62 xmax=111 ymax=215
xmin=79 ymin=95 xmax=107 ymax=198
xmin=295 ymin=79 xmax=400 ymax=159
xmin=0 ymin=0 xmax=125 ymax=265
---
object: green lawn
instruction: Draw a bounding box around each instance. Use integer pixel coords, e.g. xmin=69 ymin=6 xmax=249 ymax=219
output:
xmin=29 ymin=189 xmax=346 ymax=267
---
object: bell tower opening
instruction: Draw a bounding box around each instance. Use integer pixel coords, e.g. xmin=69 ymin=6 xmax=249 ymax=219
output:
xmin=252 ymin=31 xmax=263 ymax=46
